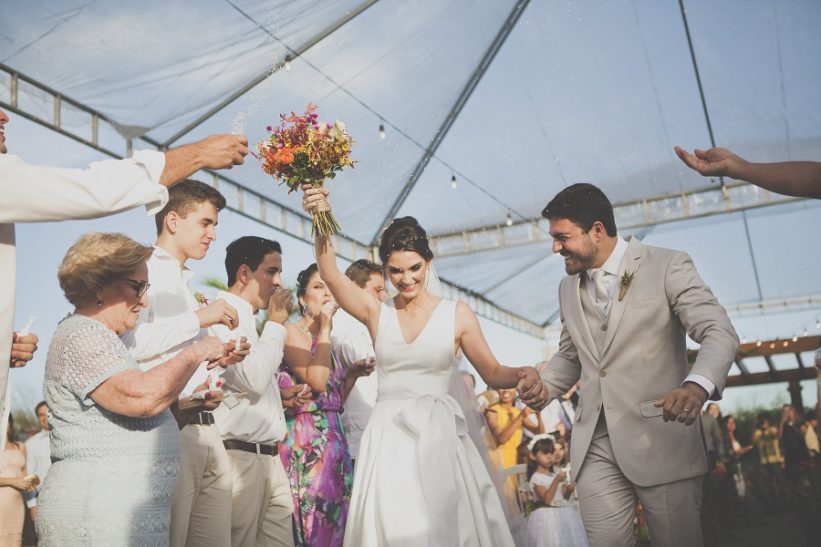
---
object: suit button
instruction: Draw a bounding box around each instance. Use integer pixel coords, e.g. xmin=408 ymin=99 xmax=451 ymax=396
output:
xmin=601 ymin=324 xmax=607 ymax=331
xmin=600 ymin=369 xmax=607 ymax=377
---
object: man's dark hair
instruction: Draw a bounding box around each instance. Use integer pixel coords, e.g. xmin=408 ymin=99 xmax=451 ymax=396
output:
xmin=345 ymin=259 xmax=383 ymax=288
xmin=541 ymin=183 xmax=617 ymax=237
xmin=35 ymin=401 xmax=47 ymax=414
xmin=225 ymin=236 xmax=282 ymax=287
xmin=155 ymin=179 xmax=226 ymax=235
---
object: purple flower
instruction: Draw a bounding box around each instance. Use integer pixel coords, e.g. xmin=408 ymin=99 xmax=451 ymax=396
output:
xmin=266 ymin=125 xmax=272 ymax=132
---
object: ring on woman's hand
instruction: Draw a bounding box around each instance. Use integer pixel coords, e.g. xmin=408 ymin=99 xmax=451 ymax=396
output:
xmin=683 ymin=408 xmax=691 ymax=413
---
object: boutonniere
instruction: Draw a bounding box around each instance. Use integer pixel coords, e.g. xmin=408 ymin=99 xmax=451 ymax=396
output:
xmin=618 ymin=271 xmax=635 ymax=302
xmin=194 ymin=291 xmax=209 ymax=306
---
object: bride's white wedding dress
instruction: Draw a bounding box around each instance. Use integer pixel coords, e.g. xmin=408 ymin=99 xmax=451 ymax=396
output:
xmin=343 ymin=298 xmax=515 ymax=547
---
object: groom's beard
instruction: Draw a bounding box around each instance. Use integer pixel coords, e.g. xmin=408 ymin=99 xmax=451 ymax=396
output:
xmin=561 ymin=249 xmax=595 ymax=275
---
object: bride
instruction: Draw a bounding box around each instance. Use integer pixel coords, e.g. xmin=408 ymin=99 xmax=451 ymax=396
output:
xmin=303 ymin=187 xmax=547 ymax=546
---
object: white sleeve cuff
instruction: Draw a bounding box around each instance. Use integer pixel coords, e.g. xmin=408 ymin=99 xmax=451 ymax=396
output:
xmin=131 ymin=149 xmax=168 ymax=215
xmin=683 ymin=374 xmax=716 ymax=399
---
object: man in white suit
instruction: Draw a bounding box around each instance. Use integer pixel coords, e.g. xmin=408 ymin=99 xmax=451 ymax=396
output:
xmin=531 ymin=183 xmax=738 ymax=547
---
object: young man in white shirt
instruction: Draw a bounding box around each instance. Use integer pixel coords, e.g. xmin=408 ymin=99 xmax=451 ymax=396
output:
xmin=332 ymin=259 xmax=385 ymax=463
xmin=211 ymin=236 xmax=302 ymax=547
xmin=122 ymin=179 xmax=247 ymax=547
xmin=24 ymin=401 xmax=51 ymax=521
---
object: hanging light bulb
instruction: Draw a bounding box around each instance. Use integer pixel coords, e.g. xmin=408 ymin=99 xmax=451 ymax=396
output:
xmin=450 ymin=175 xmax=457 ymax=190
xmin=378 ymin=124 xmax=386 ymax=140
xmin=506 ymin=211 xmax=513 ymax=227
xmin=803 ymin=328 xmax=809 ymax=337
xmin=792 ymin=335 xmax=798 ymax=342
xmin=756 ymin=340 xmax=762 ymax=347
xmin=284 ymin=55 xmax=292 ymax=72
xmin=816 ymin=319 xmax=821 ymax=329
xmin=783 ymin=341 xmax=789 ymax=347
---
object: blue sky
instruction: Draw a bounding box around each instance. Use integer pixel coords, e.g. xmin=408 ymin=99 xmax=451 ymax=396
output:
xmin=6 ymin=112 xmax=819 ymax=418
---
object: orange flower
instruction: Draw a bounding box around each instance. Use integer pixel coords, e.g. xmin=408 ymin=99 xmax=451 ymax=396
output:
xmin=272 ymin=146 xmax=295 ymax=165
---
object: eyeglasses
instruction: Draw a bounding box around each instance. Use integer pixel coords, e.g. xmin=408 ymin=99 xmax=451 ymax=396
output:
xmin=123 ymin=279 xmax=150 ymax=298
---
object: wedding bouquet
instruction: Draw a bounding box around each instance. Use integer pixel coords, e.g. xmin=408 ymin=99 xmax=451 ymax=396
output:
xmin=255 ymin=103 xmax=355 ymax=236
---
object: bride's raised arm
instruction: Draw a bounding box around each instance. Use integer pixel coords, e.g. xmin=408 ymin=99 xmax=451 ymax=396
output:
xmin=456 ymin=301 xmax=546 ymax=401
xmin=303 ymin=185 xmax=380 ymax=329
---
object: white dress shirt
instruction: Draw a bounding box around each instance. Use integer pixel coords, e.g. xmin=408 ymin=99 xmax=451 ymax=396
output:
xmin=121 ymin=246 xmax=210 ymax=397
xmin=0 ymin=150 xmax=167 ymax=463
xmin=24 ymin=429 xmax=51 ymax=507
xmin=586 ymin=236 xmax=716 ymax=397
xmin=211 ymin=291 xmax=288 ymax=445
xmin=331 ymin=309 xmax=378 ymax=457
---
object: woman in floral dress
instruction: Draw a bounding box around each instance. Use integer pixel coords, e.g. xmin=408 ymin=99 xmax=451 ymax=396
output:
xmin=279 ymin=263 xmax=353 ymax=546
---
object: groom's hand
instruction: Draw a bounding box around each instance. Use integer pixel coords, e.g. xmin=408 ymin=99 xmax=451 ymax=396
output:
xmin=655 ymin=382 xmax=708 ymax=426
xmin=516 ymin=367 xmax=549 ymax=410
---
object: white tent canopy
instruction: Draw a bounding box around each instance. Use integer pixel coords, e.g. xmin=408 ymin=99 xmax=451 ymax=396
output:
xmin=2 ymin=0 xmax=820 ymax=342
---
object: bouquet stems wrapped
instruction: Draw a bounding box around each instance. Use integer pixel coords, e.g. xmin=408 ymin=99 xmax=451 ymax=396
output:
xmin=254 ymin=103 xmax=354 ymax=237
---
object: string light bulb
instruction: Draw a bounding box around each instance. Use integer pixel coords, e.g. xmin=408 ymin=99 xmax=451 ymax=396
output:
xmin=378 ymin=124 xmax=386 ymax=140
xmin=506 ymin=211 xmax=513 ymax=227
xmin=803 ymin=329 xmax=809 ymax=337
xmin=816 ymin=319 xmax=820 ymax=329
xmin=756 ymin=340 xmax=762 ymax=347
xmin=792 ymin=335 xmax=798 ymax=342
xmin=450 ymin=175 xmax=457 ymax=190
xmin=284 ymin=55 xmax=292 ymax=72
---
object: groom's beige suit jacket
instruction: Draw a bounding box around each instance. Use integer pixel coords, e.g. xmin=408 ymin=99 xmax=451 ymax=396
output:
xmin=541 ymin=236 xmax=739 ymax=487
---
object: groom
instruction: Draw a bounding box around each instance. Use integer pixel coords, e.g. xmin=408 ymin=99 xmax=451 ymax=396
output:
xmin=524 ymin=183 xmax=738 ymax=547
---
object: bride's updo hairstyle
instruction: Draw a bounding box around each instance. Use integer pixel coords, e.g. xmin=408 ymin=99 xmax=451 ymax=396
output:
xmin=378 ymin=216 xmax=434 ymax=264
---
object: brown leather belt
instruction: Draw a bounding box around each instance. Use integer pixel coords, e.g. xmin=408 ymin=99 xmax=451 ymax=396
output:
xmin=223 ymin=439 xmax=278 ymax=456
xmin=188 ymin=411 xmax=215 ymax=426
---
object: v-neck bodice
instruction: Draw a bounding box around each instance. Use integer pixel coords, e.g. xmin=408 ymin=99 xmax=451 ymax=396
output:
xmin=373 ymin=299 xmax=459 ymax=396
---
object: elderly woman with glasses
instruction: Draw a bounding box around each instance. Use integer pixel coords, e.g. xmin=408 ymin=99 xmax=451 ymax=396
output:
xmin=36 ymin=232 xmax=226 ymax=546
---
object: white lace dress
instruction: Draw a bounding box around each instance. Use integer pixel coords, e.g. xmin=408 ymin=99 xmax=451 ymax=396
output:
xmin=36 ymin=315 xmax=180 ymax=546
xmin=343 ymin=299 xmax=515 ymax=547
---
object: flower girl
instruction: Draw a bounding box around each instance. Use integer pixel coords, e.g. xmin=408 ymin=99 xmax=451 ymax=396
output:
xmin=526 ymin=435 xmax=588 ymax=546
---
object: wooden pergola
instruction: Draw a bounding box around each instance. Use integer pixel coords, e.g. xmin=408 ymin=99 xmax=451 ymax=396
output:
xmin=690 ymin=335 xmax=821 ymax=411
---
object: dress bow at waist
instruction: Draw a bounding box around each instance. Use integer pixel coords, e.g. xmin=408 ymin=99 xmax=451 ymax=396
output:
xmin=378 ymin=386 xmax=467 ymax=547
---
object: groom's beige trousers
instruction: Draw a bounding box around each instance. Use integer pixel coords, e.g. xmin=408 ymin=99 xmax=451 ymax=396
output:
xmin=576 ymin=414 xmax=704 ymax=547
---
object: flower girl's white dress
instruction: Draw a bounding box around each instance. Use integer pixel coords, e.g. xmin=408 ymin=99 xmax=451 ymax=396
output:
xmin=343 ymin=299 xmax=515 ymax=546
xmin=526 ymin=471 xmax=589 ymax=546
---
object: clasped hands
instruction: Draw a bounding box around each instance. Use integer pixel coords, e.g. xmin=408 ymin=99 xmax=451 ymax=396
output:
xmin=515 ymin=367 xmax=549 ymax=410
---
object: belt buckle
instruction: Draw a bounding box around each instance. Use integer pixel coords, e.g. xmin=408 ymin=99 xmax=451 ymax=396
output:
xmin=255 ymin=443 xmax=261 ymax=455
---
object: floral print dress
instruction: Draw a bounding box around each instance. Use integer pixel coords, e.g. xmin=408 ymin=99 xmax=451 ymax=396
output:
xmin=278 ymin=337 xmax=353 ymax=547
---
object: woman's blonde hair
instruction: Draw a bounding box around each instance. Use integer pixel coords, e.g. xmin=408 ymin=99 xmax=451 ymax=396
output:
xmin=58 ymin=232 xmax=153 ymax=308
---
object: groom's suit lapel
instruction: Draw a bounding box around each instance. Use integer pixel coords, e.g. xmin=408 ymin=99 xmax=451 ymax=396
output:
xmin=567 ymin=274 xmax=600 ymax=361
xmin=600 ymin=236 xmax=643 ymax=357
